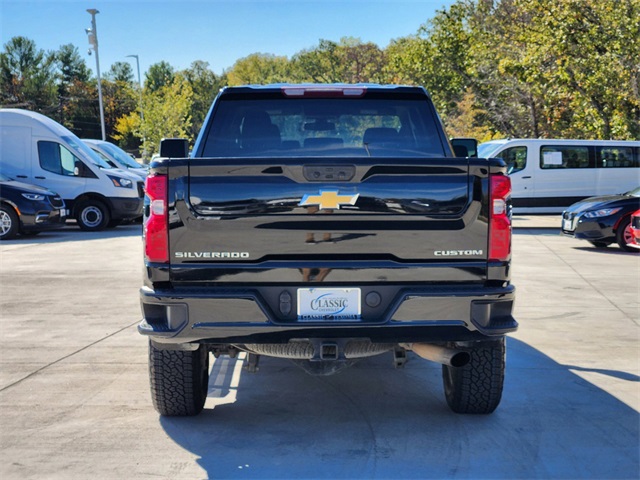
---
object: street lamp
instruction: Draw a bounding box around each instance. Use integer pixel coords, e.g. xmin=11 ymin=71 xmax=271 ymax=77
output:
xmin=126 ymin=54 xmax=146 ymax=158
xmin=85 ymin=8 xmax=106 ymax=141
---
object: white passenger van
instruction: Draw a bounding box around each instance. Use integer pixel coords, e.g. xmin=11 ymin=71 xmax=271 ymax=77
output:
xmin=478 ymin=139 xmax=640 ymax=214
xmin=0 ymin=108 xmax=143 ymax=230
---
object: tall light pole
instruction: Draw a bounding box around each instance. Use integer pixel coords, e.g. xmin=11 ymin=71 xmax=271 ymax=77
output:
xmin=86 ymin=8 xmax=106 ymax=140
xmin=126 ymin=54 xmax=146 ymax=158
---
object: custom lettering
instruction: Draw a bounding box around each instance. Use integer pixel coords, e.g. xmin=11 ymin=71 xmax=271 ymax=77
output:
xmin=434 ymin=250 xmax=484 ymax=257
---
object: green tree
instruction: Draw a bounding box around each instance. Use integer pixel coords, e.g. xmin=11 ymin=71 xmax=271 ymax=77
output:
xmin=226 ymin=53 xmax=291 ymax=85
xmin=112 ymin=112 xmax=140 ymax=153
xmin=0 ymin=36 xmax=57 ymax=113
xmin=464 ymin=0 xmax=541 ymax=137
xmin=54 ymin=44 xmax=92 ymax=128
xmin=336 ymin=37 xmax=386 ymax=83
xmin=292 ymin=37 xmax=386 ymax=84
xmin=107 ymin=61 xmax=134 ymax=83
xmin=145 ymin=60 xmax=175 ymax=92
xmin=142 ymin=74 xmax=193 ymax=156
xmin=387 ymin=0 xmax=639 ymax=140
xmin=56 ymin=43 xmax=90 ymax=84
xmin=115 ymin=74 xmax=193 ymax=157
xmin=291 ymin=39 xmax=343 ymax=83
xmin=61 ymin=79 xmax=99 ymax=138
xmin=101 ymin=78 xmax=137 ymax=141
xmin=520 ymin=0 xmax=640 ymax=138
xmin=182 ymin=60 xmax=227 ymax=137
xmin=403 ymin=2 xmax=477 ymax=121
xmin=383 ymin=36 xmax=428 ymax=84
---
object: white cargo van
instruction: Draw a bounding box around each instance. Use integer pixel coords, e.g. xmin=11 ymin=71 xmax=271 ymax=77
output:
xmin=0 ymin=109 xmax=143 ymax=230
xmin=478 ymin=139 xmax=640 ymax=214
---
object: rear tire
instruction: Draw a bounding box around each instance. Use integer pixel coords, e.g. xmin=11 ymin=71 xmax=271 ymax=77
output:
xmin=0 ymin=205 xmax=19 ymax=240
xmin=76 ymin=199 xmax=110 ymax=231
xmin=149 ymin=341 xmax=209 ymax=416
xmin=442 ymin=338 xmax=505 ymax=414
xmin=616 ymin=217 xmax=638 ymax=252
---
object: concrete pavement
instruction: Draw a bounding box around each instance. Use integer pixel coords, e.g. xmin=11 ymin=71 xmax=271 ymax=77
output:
xmin=0 ymin=217 xmax=638 ymax=479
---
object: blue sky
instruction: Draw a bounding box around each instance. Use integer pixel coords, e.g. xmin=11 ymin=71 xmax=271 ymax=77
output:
xmin=1 ymin=0 xmax=455 ymax=78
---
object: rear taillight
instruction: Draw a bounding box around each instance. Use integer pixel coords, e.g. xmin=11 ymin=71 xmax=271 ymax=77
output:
xmin=144 ymin=174 xmax=169 ymax=263
xmin=489 ymin=174 xmax=512 ymax=262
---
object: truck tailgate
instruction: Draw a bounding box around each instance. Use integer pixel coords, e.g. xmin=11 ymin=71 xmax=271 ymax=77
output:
xmin=166 ymin=157 xmax=491 ymax=284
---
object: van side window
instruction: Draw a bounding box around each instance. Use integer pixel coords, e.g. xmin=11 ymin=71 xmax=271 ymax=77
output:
xmin=38 ymin=141 xmax=79 ymax=176
xmin=495 ymin=146 xmax=527 ymax=174
xmin=597 ymin=146 xmax=639 ymax=168
xmin=540 ymin=146 xmax=591 ymax=169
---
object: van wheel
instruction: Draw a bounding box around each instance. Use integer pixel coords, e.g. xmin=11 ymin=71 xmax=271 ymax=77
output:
xmin=616 ymin=217 xmax=637 ymax=252
xmin=442 ymin=338 xmax=505 ymax=414
xmin=149 ymin=341 xmax=209 ymax=416
xmin=76 ymin=200 xmax=110 ymax=231
xmin=0 ymin=205 xmax=19 ymax=240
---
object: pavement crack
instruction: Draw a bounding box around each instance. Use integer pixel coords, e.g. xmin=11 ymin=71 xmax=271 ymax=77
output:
xmin=0 ymin=320 xmax=140 ymax=393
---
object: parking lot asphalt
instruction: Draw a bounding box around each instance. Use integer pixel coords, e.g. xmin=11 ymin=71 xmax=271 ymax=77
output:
xmin=0 ymin=216 xmax=638 ymax=480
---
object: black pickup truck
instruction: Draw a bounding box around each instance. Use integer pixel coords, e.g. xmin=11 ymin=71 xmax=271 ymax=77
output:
xmin=139 ymin=84 xmax=517 ymax=416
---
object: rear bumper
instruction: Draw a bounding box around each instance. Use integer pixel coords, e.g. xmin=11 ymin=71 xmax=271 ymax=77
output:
xmin=139 ymin=284 xmax=517 ymax=346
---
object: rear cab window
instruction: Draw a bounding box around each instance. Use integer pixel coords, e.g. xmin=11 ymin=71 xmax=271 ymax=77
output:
xmin=198 ymin=90 xmax=448 ymax=158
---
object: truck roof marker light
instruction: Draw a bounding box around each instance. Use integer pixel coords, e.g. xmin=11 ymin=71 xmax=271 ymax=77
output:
xmin=282 ymin=88 xmax=305 ymax=96
xmin=489 ymin=174 xmax=512 ymax=263
xmin=144 ymin=173 xmax=169 ymax=263
xmin=281 ymin=87 xmax=367 ymax=98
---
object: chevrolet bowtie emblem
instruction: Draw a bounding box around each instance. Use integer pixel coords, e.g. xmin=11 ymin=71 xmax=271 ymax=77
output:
xmin=299 ymin=190 xmax=360 ymax=210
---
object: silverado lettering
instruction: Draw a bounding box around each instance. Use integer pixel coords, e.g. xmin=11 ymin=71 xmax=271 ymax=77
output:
xmin=174 ymin=251 xmax=250 ymax=259
xmin=139 ymin=84 xmax=517 ymax=417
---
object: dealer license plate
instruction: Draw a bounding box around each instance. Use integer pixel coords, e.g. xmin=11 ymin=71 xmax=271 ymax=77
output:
xmin=297 ymin=288 xmax=361 ymax=321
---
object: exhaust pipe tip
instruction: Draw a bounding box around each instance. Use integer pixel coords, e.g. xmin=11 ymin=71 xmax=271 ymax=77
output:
xmin=401 ymin=343 xmax=471 ymax=368
xmin=449 ymin=351 xmax=471 ymax=368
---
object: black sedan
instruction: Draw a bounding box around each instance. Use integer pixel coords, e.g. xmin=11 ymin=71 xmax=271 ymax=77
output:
xmin=0 ymin=173 xmax=67 ymax=240
xmin=561 ymin=187 xmax=640 ymax=252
